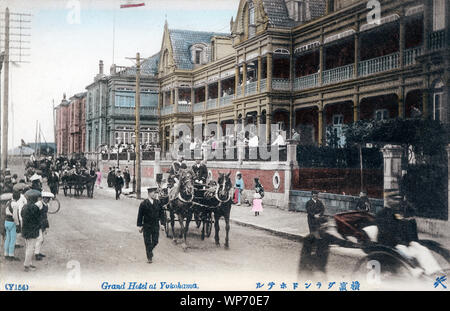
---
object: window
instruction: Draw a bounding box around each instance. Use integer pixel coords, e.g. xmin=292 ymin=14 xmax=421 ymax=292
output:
xmin=332 ymin=114 xmax=344 ymax=126
xmin=374 ymin=109 xmax=389 ymax=121
xmin=433 ymin=93 xmax=443 ymax=121
xmin=248 ymin=1 xmax=256 ymax=38
xmin=332 ymin=114 xmax=345 ymax=147
xmin=195 ymin=50 xmax=202 ymax=64
xmin=433 ymin=0 xmax=446 ymax=31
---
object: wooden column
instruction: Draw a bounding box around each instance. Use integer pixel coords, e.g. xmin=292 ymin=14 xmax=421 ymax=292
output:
xmin=235 ymin=65 xmax=240 ymax=95
xmin=267 ymin=53 xmax=273 ymax=92
xmin=318 ymin=106 xmax=324 ymax=146
xmin=242 ymin=62 xmax=247 ymax=96
xmin=257 ymin=56 xmax=262 ymax=93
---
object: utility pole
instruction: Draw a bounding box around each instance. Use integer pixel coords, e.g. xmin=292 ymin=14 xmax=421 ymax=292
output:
xmin=125 ymin=52 xmax=143 ymax=199
xmin=0 ymin=8 xmax=31 ymax=170
xmin=135 ymin=52 xmax=141 ymax=199
xmin=1 ymin=7 xmax=9 ymax=171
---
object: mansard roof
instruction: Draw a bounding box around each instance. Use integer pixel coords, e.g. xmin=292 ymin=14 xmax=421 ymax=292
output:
xmin=120 ymin=52 xmax=160 ymax=76
xmin=168 ymin=29 xmax=230 ymax=70
xmin=262 ymin=0 xmax=326 ymax=28
xmin=262 ymin=0 xmax=297 ymax=28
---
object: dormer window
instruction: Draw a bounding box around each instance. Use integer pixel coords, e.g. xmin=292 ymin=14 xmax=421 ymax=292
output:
xmin=191 ymin=43 xmax=208 ymax=65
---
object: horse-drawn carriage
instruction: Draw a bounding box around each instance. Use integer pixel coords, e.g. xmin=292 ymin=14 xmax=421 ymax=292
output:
xmin=157 ymin=169 xmax=233 ymax=249
xmin=60 ymin=170 xmax=97 ymax=198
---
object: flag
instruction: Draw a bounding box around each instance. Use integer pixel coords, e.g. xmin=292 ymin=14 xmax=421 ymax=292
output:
xmin=120 ymin=1 xmax=145 ymax=8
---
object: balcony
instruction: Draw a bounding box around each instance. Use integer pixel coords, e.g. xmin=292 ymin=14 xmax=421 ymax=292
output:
xmin=260 ymin=78 xmax=267 ymax=92
xmin=404 ymin=46 xmax=423 ymax=66
xmin=358 ymin=52 xmax=399 ymax=77
xmin=207 ymin=99 xmax=218 ymax=110
xmin=236 ymin=86 xmax=242 ymax=98
xmin=220 ymin=94 xmax=234 ymax=107
xmin=110 ymin=106 xmax=158 ymax=117
xmin=245 ymin=81 xmax=257 ymax=96
xmin=161 ymin=106 xmax=173 ymax=116
xmin=178 ymin=104 xmax=191 ymax=113
xmin=322 ymin=64 xmax=354 ymax=85
xmin=294 ymin=73 xmax=319 ymax=91
xmin=272 ymin=78 xmax=291 ymax=91
xmin=429 ymin=30 xmax=446 ymax=51
xmin=193 ymin=102 xmax=204 ymax=113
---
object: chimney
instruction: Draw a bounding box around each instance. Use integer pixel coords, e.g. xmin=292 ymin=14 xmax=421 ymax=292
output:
xmin=99 ymin=60 xmax=104 ymax=75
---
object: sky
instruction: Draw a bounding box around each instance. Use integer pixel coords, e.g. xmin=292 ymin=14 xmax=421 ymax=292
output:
xmin=0 ymin=0 xmax=240 ymax=150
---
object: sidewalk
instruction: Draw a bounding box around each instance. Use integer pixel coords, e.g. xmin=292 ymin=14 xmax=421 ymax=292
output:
xmin=96 ymin=186 xmax=450 ymax=259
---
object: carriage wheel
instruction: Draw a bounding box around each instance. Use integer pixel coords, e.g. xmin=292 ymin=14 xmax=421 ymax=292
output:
xmin=352 ymin=251 xmax=414 ymax=288
xmin=47 ymin=198 xmax=61 ymax=214
xmin=205 ymin=213 xmax=213 ymax=238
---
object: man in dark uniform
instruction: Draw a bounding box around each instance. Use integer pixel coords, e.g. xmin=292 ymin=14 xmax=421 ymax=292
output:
xmin=192 ymin=159 xmax=208 ymax=184
xmin=299 ymin=190 xmax=329 ymax=276
xmin=47 ymin=168 xmax=59 ymax=196
xmin=114 ymin=170 xmax=124 ymax=200
xmin=137 ymin=185 xmax=166 ymax=263
xmin=107 ymin=167 xmax=114 ymax=188
xmin=305 ymin=190 xmax=325 ymax=237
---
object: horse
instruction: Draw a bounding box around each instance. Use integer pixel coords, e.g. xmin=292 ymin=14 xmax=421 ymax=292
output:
xmin=166 ymin=168 xmax=195 ymax=250
xmin=204 ymin=172 xmax=233 ymax=248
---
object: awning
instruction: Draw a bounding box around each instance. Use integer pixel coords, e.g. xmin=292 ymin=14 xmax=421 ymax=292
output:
xmin=294 ymin=41 xmax=320 ymax=54
xmin=360 ymin=14 xmax=400 ymax=32
xmin=324 ymin=29 xmax=356 ymax=45
xmin=406 ymin=5 xmax=424 ymax=17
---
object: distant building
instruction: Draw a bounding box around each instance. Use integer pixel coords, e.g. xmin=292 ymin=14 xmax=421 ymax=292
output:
xmin=68 ymin=92 xmax=87 ymax=154
xmin=55 ymin=94 xmax=70 ymax=155
xmin=85 ymin=55 xmax=160 ymax=152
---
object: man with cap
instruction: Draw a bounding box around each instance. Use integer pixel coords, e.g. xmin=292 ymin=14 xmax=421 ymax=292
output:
xmin=21 ymin=189 xmax=42 ymax=272
xmin=192 ymin=159 xmax=208 ymax=185
xmin=305 ymin=190 xmax=326 ymax=237
xmin=114 ymin=170 xmax=125 ymax=200
xmin=137 ymin=183 xmax=166 ymax=263
xmin=30 ymin=173 xmax=43 ymax=192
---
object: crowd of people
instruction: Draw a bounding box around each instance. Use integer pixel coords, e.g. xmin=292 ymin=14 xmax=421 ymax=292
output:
xmin=0 ymin=168 xmax=51 ymax=272
xmin=99 ymin=142 xmax=159 ymax=155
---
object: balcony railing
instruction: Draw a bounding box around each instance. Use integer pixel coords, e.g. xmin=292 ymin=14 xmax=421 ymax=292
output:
xmin=272 ymin=78 xmax=291 ymax=91
xmin=110 ymin=106 xmax=158 ymax=117
xmin=236 ymin=86 xmax=242 ymax=98
xmin=193 ymin=102 xmax=204 ymax=113
xmin=161 ymin=106 xmax=173 ymax=116
xmin=404 ymin=46 xmax=423 ymax=66
xmin=358 ymin=52 xmax=400 ymax=77
xmin=260 ymin=78 xmax=267 ymax=92
xmin=294 ymin=73 xmax=319 ymax=91
xmin=429 ymin=30 xmax=446 ymax=51
xmin=207 ymin=99 xmax=218 ymax=110
xmin=178 ymin=104 xmax=191 ymax=113
xmin=322 ymin=64 xmax=354 ymax=85
xmin=245 ymin=81 xmax=257 ymax=95
xmin=220 ymin=94 xmax=234 ymax=107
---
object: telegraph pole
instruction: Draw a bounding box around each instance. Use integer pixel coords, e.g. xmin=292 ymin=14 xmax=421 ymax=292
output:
xmin=0 ymin=8 xmax=31 ymax=170
xmin=135 ymin=52 xmax=141 ymax=199
xmin=1 ymin=7 xmax=9 ymax=170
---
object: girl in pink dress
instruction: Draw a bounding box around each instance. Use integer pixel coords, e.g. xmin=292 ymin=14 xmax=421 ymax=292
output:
xmin=95 ymin=169 xmax=102 ymax=189
xmin=252 ymin=178 xmax=264 ymax=216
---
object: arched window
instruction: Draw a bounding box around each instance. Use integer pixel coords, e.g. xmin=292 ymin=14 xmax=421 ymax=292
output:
xmin=248 ymin=1 xmax=256 ymax=38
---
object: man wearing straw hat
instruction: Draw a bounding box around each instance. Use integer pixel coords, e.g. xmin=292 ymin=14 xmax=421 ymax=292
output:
xmin=137 ymin=182 xmax=166 ymax=263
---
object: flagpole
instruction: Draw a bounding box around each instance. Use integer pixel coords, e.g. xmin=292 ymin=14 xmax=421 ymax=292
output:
xmin=112 ymin=0 xmax=117 ymax=65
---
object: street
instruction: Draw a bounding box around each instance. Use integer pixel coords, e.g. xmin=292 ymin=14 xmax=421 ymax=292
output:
xmin=0 ymin=186 xmax=364 ymax=291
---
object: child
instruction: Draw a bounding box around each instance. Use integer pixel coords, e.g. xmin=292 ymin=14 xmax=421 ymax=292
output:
xmin=234 ymin=173 xmax=244 ymax=206
xmin=252 ymin=178 xmax=264 ymax=216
